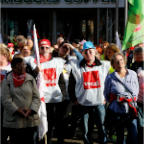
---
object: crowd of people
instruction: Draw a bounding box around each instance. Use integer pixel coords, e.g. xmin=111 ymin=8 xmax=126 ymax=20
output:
xmin=0 ymin=35 xmax=144 ymax=144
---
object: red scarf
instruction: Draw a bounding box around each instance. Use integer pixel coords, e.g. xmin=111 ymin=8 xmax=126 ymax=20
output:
xmin=12 ymin=72 xmax=26 ymax=87
xmin=110 ymin=92 xmax=137 ymax=118
xmin=34 ymin=54 xmax=51 ymax=63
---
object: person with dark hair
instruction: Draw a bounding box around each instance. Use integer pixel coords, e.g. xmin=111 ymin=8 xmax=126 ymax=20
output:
xmin=1 ymin=57 xmax=41 ymax=144
xmin=127 ymin=46 xmax=135 ymax=69
xmin=15 ymin=35 xmax=26 ymax=54
xmin=52 ymin=44 xmax=59 ymax=57
xmin=130 ymin=47 xmax=144 ymax=144
xmin=72 ymin=39 xmax=80 ymax=50
xmin=52 ymin=40 xmax=83 ymax=143
xmin=131 ymin=47 xmax=144 ymax=72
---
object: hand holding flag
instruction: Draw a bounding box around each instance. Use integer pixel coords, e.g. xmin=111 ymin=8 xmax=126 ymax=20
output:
xmin=37 ymin=72 xmax=48 ymax=139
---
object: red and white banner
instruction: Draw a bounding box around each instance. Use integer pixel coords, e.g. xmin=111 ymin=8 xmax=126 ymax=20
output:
xmin=37 ymin=72 xmax=48 ymax=139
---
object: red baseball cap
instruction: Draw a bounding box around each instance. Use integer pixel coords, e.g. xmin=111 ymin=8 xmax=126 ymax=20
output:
xmin=7 ymin=43 xmax=14 ymax=47
xmin=39 ymin=39 xmax=51 ymax=47
xmin=129 ymin=46 xmax=134 ymax=50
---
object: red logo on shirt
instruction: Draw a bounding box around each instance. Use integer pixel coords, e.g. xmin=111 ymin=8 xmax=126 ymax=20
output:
xmin=42 ymin=68 xmax=57 ymax=87
xmin=83 ymin=71 xmax=101 ymax=89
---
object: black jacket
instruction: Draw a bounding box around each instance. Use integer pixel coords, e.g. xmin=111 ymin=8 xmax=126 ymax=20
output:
xmin=130 ymin=61 xmax=144 ymax=73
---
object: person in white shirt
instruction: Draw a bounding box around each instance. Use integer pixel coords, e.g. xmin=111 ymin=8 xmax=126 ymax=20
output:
xmin=0 ymin=43 xmax=13 ymax=144
xmin=68 ymin=41 xmax=110 ymax=144
xmin=37 ymin=39 xmax=66 ymax=144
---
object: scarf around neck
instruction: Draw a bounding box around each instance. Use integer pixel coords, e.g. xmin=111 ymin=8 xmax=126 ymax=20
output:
xmin=12 ymin=72 xmax=26 ymax=87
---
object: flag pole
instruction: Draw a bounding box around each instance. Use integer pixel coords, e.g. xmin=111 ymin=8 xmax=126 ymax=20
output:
xmin=124 ymin=0 xmax=128 ymax=56
xmin=115 ymin=0 xmax=119 ymax=44
xmin=124 ymin=0 xmax=128 ymax=27
xmin=115 ymin=0 xmax=123 ymax=53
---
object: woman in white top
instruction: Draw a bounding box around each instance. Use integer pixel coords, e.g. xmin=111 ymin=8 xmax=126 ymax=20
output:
xmin=0 ymin=43 xmax=13 ymax=144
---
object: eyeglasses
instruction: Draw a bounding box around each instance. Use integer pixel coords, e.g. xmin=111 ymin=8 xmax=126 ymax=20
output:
xmin=40 ymin=46 xmax=50 ymax=50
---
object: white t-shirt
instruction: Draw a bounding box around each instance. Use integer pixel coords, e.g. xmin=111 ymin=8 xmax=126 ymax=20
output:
xmin=24 ymin=56 xmax=36 ymax=70
xmin=40 ymin=58 xmax=65 ymax=103
xmin=70 ymin=59 xmax=110 ymax=106
xmin=0 ymin=63 xmax=12 ymax=104
xmin=0 ymin=63 xmax=11 ymax=83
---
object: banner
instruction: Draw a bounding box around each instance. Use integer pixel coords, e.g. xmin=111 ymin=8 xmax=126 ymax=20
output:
xmin=122 ymin=0 xmax=144 ymax=50
xmin=37 ymin=72 xmax=48 ymax=139
xmin=116 ymin=32 xmax=122 ymax=53
xmin=33 ymin=24 xmax=40 ymax=65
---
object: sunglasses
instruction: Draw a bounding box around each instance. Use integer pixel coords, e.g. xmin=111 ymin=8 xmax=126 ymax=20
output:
xmin=40 ymin=46 xmax=50 ymax=50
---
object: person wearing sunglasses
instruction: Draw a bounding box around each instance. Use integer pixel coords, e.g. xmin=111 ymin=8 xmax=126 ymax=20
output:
xmin=34 ymin=39 xmax=66 ymax=144
xmin=68 ymin=41 xmax=110 ymax=144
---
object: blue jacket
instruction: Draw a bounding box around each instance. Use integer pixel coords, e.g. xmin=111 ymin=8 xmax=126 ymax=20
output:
xmin=104 ymin=69 xmax=139 ymax=114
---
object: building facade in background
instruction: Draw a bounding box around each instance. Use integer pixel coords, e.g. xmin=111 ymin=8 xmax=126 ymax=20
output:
xmin=1 ymin=0 xmax=125 ymax=44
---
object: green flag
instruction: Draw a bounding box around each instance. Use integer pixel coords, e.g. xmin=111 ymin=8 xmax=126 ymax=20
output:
xmin=122 ymin=0 xmax=144 ymax=50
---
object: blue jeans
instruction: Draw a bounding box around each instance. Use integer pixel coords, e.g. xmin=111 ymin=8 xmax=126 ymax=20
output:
xmin=112 ymin=112 xmax=138 ymax=144
xmin=80 ymin=105 xmax=107 ymax=144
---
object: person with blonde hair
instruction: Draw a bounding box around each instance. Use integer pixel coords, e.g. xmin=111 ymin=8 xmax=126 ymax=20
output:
xmin=103 ymin=44 xmax=121 ymax=141
xmin=104 ymin=53 xmax=138 ymax=144
xmin=0 ymin=43 xmax=12 ymax=69
xmin=101 ymin=41 xmax=109 ymax=60
xmin=13 ymin=54 xmax=24 ymax=59
xmin=78 ymin=44 xmax=83 ymax=53
xmin=0 ymin=43 xmax=13 ymax=144
xmin=57 ymin=37 xmax=64 ymax=45
xmin=104 ymin=43 xmax=120 ymax=61
xmin=50 ymin=46 xmax=54 ymax=55
xmin=104 ymin=43 xmax=121 ymax=74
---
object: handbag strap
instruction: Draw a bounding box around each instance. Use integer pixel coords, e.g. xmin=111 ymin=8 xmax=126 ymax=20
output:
xmin=114 ymin=75 xmax=136 ymax=105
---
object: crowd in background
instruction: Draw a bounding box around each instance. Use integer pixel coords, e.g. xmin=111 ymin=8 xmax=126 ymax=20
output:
xmin=0 ymin=34 xmax=144 ymax=144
